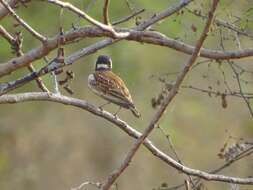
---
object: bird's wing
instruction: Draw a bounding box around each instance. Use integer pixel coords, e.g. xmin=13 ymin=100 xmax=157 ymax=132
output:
xmin=94 ymin=71 xmax=134 ymax=105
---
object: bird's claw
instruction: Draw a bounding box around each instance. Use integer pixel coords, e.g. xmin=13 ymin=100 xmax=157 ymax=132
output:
xmin=113 ymin=113 xmax=119 ymax=119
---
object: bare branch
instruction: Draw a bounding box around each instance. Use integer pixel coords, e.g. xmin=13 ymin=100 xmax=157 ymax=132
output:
xmin=0 ymin=0 xmax=46 ymax=42
xmin=0 ymin=0 xmax=192 ymax=78
xmin=186 ymin=8 xmax=253 ymax=39
xmin=0 ymin=92 xmax=253 ymax=185
xmin=182 ymin=85 xmax=253 ymax=99
xmin=0 ymin=38 xmax=115 ymax=95
xmin=71 ymin=181 xmax=101 ymax=190
xmin=103 ymin=0 xmax=110 ymax=25
xmin=26 ymin=64 xmax=49 ymax=92
xmin=0 ymin=25 xmax=49 ymax=92
xmin=136 ymin=0 xmax=193 ymax=31
xmin=46 ymin=0 xmax=128 ymax=38
xmin=229 ymin=62 xmax=253 ymax=117
xmin=101 ymin=0 xmax=219 ymax=189
xmin=0 ymin=24 xmax=14 ymax=43
xmin=0 ymin=0 xmax=17 ymax=20
xmin=1 ymin=25 xmax=253 ymax=79
xmin=112 ymin=8 xmax=145 ymax=25
xmin=168 ymin=143 xmax=253 ymax=190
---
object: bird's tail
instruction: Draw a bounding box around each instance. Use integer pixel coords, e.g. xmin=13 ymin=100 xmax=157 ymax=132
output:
xmin=130 ymin=106 xmax=141 ymax=118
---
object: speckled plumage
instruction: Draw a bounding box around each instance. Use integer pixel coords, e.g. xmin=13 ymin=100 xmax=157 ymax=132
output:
xmin=88 ymin=55 xmax=140 ymax=118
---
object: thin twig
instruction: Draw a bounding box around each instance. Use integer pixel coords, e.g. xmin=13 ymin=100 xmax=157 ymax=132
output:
xmin=0 ymin=25 xmax=49 ymax=92
xmin=166 ymin=139 xmax=253 ymax=190
xmin=229 ymin=62 xmax=253 ymax=117
xmin=103 ymin=0 xmax=110 ymax=25
xmin=26 ymin=64 xmax=49 ymax=92
xmin=186 ymin=7 xmax=253 ymax=39
xmin=0 ymin=25 xmax=13 ymax=43
xmin=234 ymin=32 xmax=242 ymax=50
xmin=71 ymin=181 xmax=101 ymax=190
xmin=157 ymin=126 xmax=182 ymax=163
xmin=0 ymin=0 xmax=46 ymax=41
xmin=112 ymin=8 xmax=145 ymax=26
xmin=219 ymin=27 xmax=253 ymax=117
xmin=157 ymin=126 xmax=196 ymax=188
xmin=184 ymin=180 xmax=190 ymax=190
xmin=47 ymin=0 xmax=128 ymax=38
xmin=182 ymin=85 xmax=253 ymax=99
xmin=211 ymin=145 xmax=253 ymax=174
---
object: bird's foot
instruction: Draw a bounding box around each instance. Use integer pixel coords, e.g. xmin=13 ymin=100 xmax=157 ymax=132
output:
xmin=98 ymin=102 xmax=110 ymax=111
xmin=98 ymin=106 xmax=104 ymax=111
xmin=113 ymin=113 xmax=119 ymax=119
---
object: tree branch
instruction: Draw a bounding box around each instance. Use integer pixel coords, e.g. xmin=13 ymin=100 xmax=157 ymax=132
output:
xmin=100 ymin=0 xmax=219 ymax=189
xmin=186 ymin=8 xmax=253 ymax=39
xmin=103 ymin=0 xmax=110 ymax=25
xmin=0 ymin=0 xmax=192 ymax=78
xmin=0 ymin=0 xmax=18 ymax=20
xmin=0 ymin=92 xmax=253 ymax=185
xmin=0 ymin=25 xmax=49 ymax=92
xmin=0 ymin=0 xmax=46 ymax=42
xmin=46 ymin=0 xmax=128 ymax=38
xmin=1 ymin=25 xmax=253 ymax=79
xmin=112 ymin=8 xmax=145 ymax=26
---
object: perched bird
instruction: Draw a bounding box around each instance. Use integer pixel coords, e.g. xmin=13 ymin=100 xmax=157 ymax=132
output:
xmin=88 ymin=55 xmax=140 ymax=118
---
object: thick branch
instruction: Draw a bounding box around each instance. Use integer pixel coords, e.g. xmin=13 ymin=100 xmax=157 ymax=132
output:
xmin=1 ymin=25 xmax=253 ymax=78
xmin=0 ymin=92 xmax=253 ymax=185
xmin=0 ymin=0 xmax=17 ymax=20
xmin=2 ymin=0 xmax=252 ymax=80
xmin=0 ymin=38 xmax=115 ymax=95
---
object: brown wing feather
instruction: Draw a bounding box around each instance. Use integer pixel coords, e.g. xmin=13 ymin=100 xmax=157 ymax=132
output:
xmin=94 ymin=71 xmax=134 ymax=105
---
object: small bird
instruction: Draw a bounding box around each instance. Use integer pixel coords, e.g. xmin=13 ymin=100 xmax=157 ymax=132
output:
xmin=88 ymin=55 xmax=140 ymax=118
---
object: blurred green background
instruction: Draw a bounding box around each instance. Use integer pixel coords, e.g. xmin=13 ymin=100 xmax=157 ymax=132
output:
xmin=0 ymin=0 xmax=253 ymax=189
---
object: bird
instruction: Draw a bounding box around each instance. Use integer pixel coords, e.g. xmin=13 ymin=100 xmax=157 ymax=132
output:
xmin=88 ymin=55 xmax=140 ymax=118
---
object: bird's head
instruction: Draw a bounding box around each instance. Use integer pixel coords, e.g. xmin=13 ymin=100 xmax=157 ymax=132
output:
xmin=95 ymin=55 xmax=112 ymax=71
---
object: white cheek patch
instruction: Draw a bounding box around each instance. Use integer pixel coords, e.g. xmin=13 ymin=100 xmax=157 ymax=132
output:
xmin=97 ymin=64 xmax=109 ymax=69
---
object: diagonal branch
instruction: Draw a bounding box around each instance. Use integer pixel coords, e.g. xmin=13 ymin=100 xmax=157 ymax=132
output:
xmin=1 ymin=27 xmax=253 ymax=79
xmin=0 ymin=0 xmax=46 ymax=42
xmin=0 ymin=92 xmax=253 ymax=185
xmin=112 ymin=8 xmax=145 ymax=26
xmin=229 ymin=62 xmax=253 ymax=117
xmin=2 ymin=30 xmax=253 ymax=95
xmin=0 ymin=0 xmax=18 ymax=20
xmin=100 ymin=0 xmax=219 ymax=189
xmin=46 ymin=0 xmax=128 ymax=38
xmin=0 ymin=25 xmax=49 ymax=92
xmin=186 ymin=8 xmax=253 ymax=39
